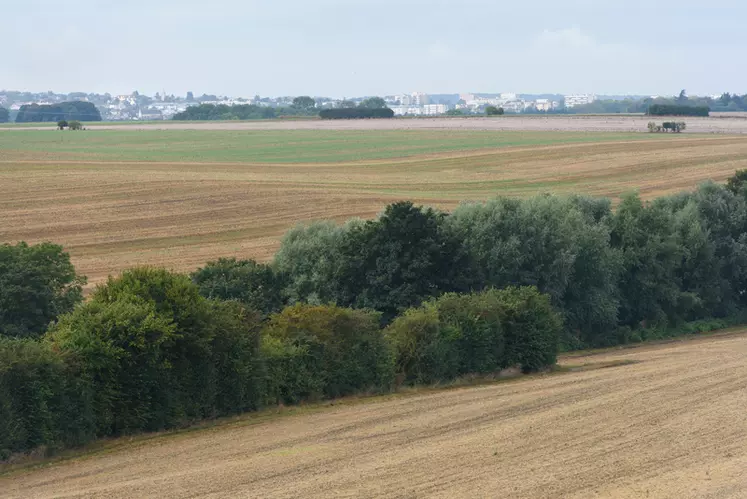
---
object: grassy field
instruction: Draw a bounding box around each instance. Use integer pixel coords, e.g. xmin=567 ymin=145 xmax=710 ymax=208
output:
xmin=3 ymin=330 xmax=746 ymax=498
xmin=2 ymin=129 xmax=747 ymax=285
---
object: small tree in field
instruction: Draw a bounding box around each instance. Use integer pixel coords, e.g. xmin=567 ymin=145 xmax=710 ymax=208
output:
xmin=68 ymin=120 xmax=82 ymax=130
xmin=57 ymin=120 xmax=68 ymax=130
xmin=486 ymin=106 xmax=504 ymax=116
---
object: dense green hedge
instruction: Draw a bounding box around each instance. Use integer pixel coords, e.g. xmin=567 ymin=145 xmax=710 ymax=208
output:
xmin=15 ymin=101 xmax=101 ymax=123
xmin=647 ymin=104 xmax=709 ymax=117
xmin=319 ymin=108 xmax=394 ymax=119
xmin=386 ymin=288 xmax=560 ymax=384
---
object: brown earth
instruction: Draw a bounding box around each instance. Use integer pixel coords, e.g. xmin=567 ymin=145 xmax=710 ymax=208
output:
xmin=5 ymin=114 xmax=747 ymax=133
xmin=3 ymin=331 xmax=746 ymax=498
xmin=2 ymin=136 xmax=747 ymax=286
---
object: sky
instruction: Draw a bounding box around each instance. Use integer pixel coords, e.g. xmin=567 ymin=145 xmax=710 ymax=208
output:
xmin=4 ymin=0 xmax=747 ymax=98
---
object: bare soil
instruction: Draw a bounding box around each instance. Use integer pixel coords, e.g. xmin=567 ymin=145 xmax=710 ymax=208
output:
xmin=3 ymin=332 xmax=746 ymax=498
xmin=3 ymin=136 xmax=747 ymax=286
xmin=6 ymin=115 xmax=747 ymax=133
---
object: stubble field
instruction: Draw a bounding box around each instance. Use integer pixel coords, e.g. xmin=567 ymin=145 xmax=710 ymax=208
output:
xmin=2 ymin=128 xmax=747 ymax=285
xmin=3 ymin=331 xmax=746 ymax=498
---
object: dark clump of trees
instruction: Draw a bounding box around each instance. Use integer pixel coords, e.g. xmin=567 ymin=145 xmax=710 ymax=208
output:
xmin=0 ymin=242 xmax=85 ymax=338
xmin=15 ymin=101 xmax=101 ymax=123
xmin=485 ymin=106 xmax=504 ymax=116
xmin=0 ymin=107 xmax=9 ymax=123
xmin=7 ymin=172 xmax=747 ymax=459
xmin=319 ymin=108 xmax=394 ymax=119
xmin=648 ymin=104 xmax=709 ymax=117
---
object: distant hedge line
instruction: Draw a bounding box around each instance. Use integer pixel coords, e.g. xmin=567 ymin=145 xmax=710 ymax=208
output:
xmin=647 ymin=104 xmax=709 ymax=117
xmin=319 ymin=108 xmax=394 ymax=119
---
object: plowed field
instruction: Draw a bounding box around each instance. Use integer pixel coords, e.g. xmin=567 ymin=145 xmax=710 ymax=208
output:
xmin=2 ymin=130 xmax=747 ymax=285
xmin=3 ymin=331 xmax=746 ymax=498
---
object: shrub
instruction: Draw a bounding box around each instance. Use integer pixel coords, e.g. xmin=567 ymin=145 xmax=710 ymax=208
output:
xmin=68 ymin=120 xmax=82 ymax=130
xmin=262 ymin=304 xmax=393 ymax=403
xmin=0 ymin=242 xmax=85 ymax=338
xmin=386 ymin=287 xmax=561 ymax=384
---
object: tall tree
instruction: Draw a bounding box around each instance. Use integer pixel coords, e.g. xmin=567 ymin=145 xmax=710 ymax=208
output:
xmin=291 ymin=96 xmax=316 ymax=112
xmin=0 ymin=242 xmax=85 ymax=338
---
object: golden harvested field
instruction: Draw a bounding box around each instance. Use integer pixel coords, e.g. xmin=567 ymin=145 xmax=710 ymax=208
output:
xmin=3 ymin=331 xmax=747 ymax=498
xmin=2 ymin=129 xmax=747 ymax=285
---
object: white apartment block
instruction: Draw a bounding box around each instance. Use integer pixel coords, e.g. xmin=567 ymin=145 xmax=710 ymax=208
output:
xmin=564 ymin=94 xmax=597 ymax=108
xmin=423 ymin=104 xmax=449 ymax=115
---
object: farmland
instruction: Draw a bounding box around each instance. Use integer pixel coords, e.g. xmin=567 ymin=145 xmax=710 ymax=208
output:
xmin=3 ymin=330 xmax=746 ymax=498
xmin=2 ymin=128 xmax=747 ymax=285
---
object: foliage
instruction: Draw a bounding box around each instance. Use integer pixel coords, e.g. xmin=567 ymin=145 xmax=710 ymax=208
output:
xmin=273 ymin=220 xmax=355 ymax=305
xmin=68 ymin=120 xmax=82 ymax=131
xmin=48 ymin=268 xmax=265 ymax=436
xmin=0 ymin=107 xmax=9 ymax=123
xmin=173 ymin=103 xmax=278 ymax=120
xmin=57 ymin=120 xmax=68 ymax=130
xmin=191 ymin=258 xmax=287 ymax=317
xmin=15 ymin=101 xmax=101 ymax=123
xmin=332 ymin=201 xmax=475 ymax=321
xmin=262 ymin=304 xmax=393 ymax=402
xmin=449 ymin=195 xmax=621 ymax=346
xmin=445 ymin=109 xmax=465 ymax=116
xmin=319 ymin=108 xmax=394 ymax=119
xmin=648 ymin=121 xmax=686 ymax=133
xmin=385 ymin=287 xmax=561 ymax=384
xmin=359 ymin=97 xmax=387 ymax=109
xmin=0 ymin=337 xmax=94 ymax=458
xmin=291 ymin=96 xmax=316 ymax=112
xmin=647 ymin=104 xmax=709 ymax=117
xmin=726 ymin=169 xmax=747 ymax=194
xmin=0 ymin=242 xmax=85 ymax=339
xmin=485 ymin=106 xmax=504 ymax=116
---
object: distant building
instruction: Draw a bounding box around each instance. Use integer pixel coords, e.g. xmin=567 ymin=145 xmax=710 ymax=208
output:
xmin=564 ymin=94 xmax=597 ymax=108
xmin=535 ymin=99 xmax=552 ymax=111
xmin=410 ymin=92 xmax=430 ymax=106
xmin=423 ymin=104 xmax=449 ymax=115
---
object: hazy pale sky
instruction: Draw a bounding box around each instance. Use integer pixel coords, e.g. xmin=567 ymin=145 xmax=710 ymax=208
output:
xmin=5 ymin=0 xmax=747 ymax=98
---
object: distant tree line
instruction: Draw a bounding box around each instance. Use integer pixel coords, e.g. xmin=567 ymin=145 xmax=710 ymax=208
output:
xmin=6 ymin=174 xmax=747 ymax=458
xmin=0 ymin=107 xmax=8 ymax=123
xmin=647 ymin=104 xmax=709 ymax=117
xmin=15 ymin=101 xmax=102 ymax=123
xmin=319 ymin=108 xmax=394 ymax=119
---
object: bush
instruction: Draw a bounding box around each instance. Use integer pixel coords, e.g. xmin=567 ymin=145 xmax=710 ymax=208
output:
xmin=262 ymin=304 xmax=393 ymax=403
xmin=68 ymin=120 xmax=82 ymax=130
xmin=192 ymin=258 xmax=287 ymax=316
xmin=0 ymin=242 xmax=85 ymax=338
xmin=386 ymin=287 xmax=561 ymax=384
xmin=486 ymin=106 xmax=504 ymax=116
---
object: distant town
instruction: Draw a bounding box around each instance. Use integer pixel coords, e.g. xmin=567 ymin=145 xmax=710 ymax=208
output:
xmin=2 ymin=89 xmax=743 ymax=122
xmin=0 ymin=89 xmax=628 ymax=121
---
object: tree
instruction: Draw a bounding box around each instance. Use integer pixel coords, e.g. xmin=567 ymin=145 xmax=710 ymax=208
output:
xmin=0 ymin=242 xmax=85 ymax=338
xmin=291 ymin=96 xmax=316 ymax=112
xmin=445 ymin=109 xmax=464 ymax=116
xmin=333 ymin=202 xmax=475 ymax=321
xmin=191 ymin=257 xmax=287 ymax=316
xmin=677 ymin=89 xmax=688 ymax=103
xmin=68 ymin=120 xmax=82 ymax=130
xmin=186 ymin=91 xmax=194 ymax=101
xmin=57 ymin=120 xmax=68 ymax=130
xmin=486 ymin=106 xmax=504 ymax=116
xmin=359 ymin=97 xmax=387 ymax=109
xmin=726 ymin=169 xmax=747 ymax=194
xmin=0 ymin=107 xmax=8 ymax=123
xmin=339 ymin=99 xmax=357 ymax=109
